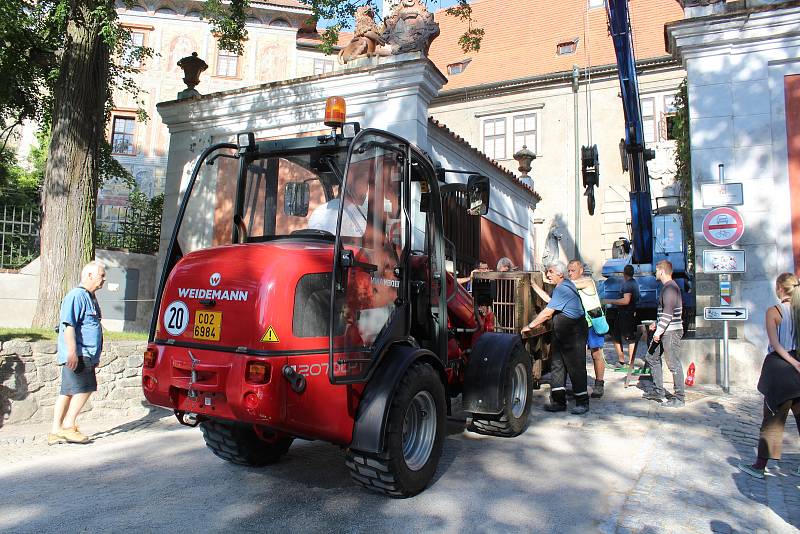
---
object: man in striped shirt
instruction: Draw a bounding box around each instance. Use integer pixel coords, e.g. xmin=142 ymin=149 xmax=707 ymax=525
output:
xmin=644 ymin=260 xmax=685 ymax=408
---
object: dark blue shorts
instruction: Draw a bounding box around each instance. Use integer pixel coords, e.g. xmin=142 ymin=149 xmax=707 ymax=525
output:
xmin=587 ymin=327 xmax=605 ymax=350
xmin=60 ymin=358 xmax=97 ymax=395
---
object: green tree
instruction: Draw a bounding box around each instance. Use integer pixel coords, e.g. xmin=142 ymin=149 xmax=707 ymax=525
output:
xmin=672 ymin=79 xmax=693 ymax=269
xmin=1 ymin=0 xmax=225 ymax=327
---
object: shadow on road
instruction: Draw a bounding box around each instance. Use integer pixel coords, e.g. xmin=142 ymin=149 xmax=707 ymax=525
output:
xmin=0 ymin=386 xmax=794 ymax=533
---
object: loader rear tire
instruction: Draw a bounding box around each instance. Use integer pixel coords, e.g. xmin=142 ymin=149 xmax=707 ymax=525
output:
xmin=200 ymin=419 xmax=293 ymax=467
xmin=346 ymin=362 xmax=445 ymax=497
xmin=469 ymin=347 xmax=532 ymax=437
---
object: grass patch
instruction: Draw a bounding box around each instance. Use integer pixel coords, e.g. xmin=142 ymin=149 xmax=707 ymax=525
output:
xmin=0 ymin=327 xmax=148 ymax=343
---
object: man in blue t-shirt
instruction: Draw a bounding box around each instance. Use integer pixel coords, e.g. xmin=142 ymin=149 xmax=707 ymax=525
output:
xmin=48 ymin=261 xmax=106 ymax=445
xmin=522 ymin=260 xmax=590 ymax=414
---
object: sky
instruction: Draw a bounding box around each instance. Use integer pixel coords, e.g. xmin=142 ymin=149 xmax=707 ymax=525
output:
xmin=319 ymin=0 xmax=464 ymax=29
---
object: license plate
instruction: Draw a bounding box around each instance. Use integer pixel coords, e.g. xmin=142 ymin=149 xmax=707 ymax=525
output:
xmin=193 ymin=311 xmax=221 ymax=341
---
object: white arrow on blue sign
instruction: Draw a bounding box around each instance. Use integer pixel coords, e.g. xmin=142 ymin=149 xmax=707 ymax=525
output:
xmin=704 ymin=307 xmax=748 ymax=321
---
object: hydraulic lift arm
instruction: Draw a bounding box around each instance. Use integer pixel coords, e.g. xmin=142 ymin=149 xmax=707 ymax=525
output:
xmin=606 ymin=0 xmax=655 ymax=266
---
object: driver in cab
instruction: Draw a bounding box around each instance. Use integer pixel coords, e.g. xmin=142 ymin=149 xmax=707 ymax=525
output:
xmin=307 ymin=177 xmax=369 ymax=237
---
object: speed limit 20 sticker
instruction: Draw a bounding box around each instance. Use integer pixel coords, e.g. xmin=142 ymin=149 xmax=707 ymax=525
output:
xmin=163 ymin=300 xmax=189 ymax=336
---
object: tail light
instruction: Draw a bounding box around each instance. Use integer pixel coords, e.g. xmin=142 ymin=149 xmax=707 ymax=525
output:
xmin=246 ymin=361 xmax=271 ymax=384
xmin=143 ymin=347 xmax=158 ymax=368
xmin=244 ymin=392 xmax=260 ymax=410
xmin=142 ymin=375 xmax=157 ymax=391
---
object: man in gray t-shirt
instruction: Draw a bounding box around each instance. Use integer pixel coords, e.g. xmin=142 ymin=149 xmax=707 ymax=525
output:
xmin=604 ymin=264 xmax=639 ymax=370
xmin=645 ymin=260 xmax=685 ymax=408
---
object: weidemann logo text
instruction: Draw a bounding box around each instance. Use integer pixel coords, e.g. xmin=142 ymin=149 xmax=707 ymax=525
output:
xmin=178 ymin=288 xmax=249 ymax=301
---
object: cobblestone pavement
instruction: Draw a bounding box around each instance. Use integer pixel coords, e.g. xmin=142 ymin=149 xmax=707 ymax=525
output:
xmin=1 ymin=350 xmax=798 ymax=533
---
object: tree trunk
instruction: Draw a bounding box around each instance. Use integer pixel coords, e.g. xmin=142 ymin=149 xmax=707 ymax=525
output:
xmin=31 ymin=0 xmax=111 ymax=327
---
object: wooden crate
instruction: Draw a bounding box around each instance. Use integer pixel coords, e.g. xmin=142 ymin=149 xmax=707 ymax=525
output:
xmin=472 ymin=271 xmax=554 ymax=387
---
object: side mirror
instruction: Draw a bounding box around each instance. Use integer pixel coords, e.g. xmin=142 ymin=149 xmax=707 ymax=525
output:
xmin=467 ymin=175 xmax=490 ymax=216
xmin=284 ymin=181 xmax=310 ymax=217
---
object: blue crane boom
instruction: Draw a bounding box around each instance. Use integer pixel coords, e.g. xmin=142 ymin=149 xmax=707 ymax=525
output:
xmin=606 ymin=0 xmax=655 ymax=266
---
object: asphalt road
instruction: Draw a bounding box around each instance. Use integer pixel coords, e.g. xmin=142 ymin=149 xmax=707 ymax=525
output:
xmin=2 ymin=378 xmax=797 ymax=533
xmin=0 ymin=396 xmax=649 ymax=533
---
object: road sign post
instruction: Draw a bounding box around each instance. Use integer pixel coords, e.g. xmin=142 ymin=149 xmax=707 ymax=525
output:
xmin=704 ymin=305 xmax=748 ymax=393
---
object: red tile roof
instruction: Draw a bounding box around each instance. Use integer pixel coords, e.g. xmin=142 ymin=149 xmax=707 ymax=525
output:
xmin=428 ymin=0 xmax=684 ymax=91
xmin=428 ymin=117 xmax=541 ymax=201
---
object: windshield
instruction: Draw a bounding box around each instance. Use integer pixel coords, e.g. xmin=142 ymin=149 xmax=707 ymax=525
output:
xmin=176 ymin=148 xmax=348 ymax=253
xmin=654 ymin=214 xmax=683 ymax=254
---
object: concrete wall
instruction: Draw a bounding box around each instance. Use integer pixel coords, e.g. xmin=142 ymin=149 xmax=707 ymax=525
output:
xmin=668 ymin=3 xmax=800 ymax=354
xmin=429 ymin=65 xmax=686 ymax=274
xmin=0 ymin=251 xmax=156 ymax=332
xmin=0 ymin=339 xmax=149 ymax=428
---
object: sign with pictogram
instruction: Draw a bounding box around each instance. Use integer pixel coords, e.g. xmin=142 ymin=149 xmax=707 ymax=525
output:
xmin=260 ymin=325 xmax=280 ymax=343
xmin=702 ymin=249 xmax=746 ymax=274
xmin=701 ymin=182 xmax=744 ymax=207
xmin=702 ymin=207 xmax=745 ymax=247
xmin=704 ymin=307 xmax=748 ymax=321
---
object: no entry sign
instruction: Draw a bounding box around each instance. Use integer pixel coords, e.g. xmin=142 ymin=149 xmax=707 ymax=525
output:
xmin=702 ymin=207 xmax=745 ymax=247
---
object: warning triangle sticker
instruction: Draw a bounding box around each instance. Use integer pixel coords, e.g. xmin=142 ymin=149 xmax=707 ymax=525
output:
xmin=261 ymin=325 xmax=279 ymax=343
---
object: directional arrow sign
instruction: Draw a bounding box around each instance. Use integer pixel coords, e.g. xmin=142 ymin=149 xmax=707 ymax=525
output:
xmin=704 ymin=307 xmax=749 ymax=321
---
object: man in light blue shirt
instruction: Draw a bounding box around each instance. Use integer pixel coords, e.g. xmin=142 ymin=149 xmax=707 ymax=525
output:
xmin=48 ymin=261 xmax=106 ymax=445
xmin=522 ymin=260 xmax=589 ymax=414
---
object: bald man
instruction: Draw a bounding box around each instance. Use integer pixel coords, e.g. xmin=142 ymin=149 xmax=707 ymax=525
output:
xmin=48 ymin=261 xmax=106 ymax=445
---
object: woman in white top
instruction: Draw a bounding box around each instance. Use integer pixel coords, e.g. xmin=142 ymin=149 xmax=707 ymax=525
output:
xmin=738 ymin=272 xmax=800 ymax=478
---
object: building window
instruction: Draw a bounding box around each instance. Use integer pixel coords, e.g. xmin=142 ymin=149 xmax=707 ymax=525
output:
xmin=662 ymin=94 xmax=678 ymax=141
xmin=313 ymin=58 xmax=334 ymax=75
xmin=557 ymin=39 xmax=578 ymax=56
xmin=483 ymin=118 xmax=506 ymax=160
xmin=513 ymin=114 xmax=537 ymax=154
xmin=216 ymin=48 xmax=239 ymax=77
xmin=447 ymin=58 xmax=471 ymax=76
xmin=640 ymin=97 xmax=656 ymax=144
xmin=111 ymin=116 xmax=136 ymax=155
xmin=124 ymin=31 xmax=146 ymax=68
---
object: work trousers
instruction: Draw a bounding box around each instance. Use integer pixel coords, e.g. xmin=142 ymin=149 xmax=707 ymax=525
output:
xmin=645 ymin=329 xmax=685 ymax=401
xmin=758 ymin=398 xmax=800 ymax=460
xmin=550 ymin=313 xmax=589 ymax=407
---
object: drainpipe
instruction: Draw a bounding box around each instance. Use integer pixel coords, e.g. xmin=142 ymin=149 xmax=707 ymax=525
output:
xmin=572 ymin=65 xmax=581 ymax=260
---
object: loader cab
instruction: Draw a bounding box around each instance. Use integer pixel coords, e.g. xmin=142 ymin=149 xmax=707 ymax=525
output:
xmin=328 ymin=130 xmax=451 ymax=384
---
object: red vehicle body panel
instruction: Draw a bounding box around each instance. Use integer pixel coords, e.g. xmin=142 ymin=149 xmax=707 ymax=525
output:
xmin=142 ymin=241 xmax=363 ymax=445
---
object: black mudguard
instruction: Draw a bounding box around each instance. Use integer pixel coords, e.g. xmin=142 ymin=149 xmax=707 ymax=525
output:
xmin=350 ymin=345 xmax=445 ymax=454
xmin=462 ymin=332 xmax=523 ymax=415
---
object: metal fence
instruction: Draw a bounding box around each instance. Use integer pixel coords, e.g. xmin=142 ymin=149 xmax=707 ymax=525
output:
xmin=96 ymin=208 xmax=160 ymax=254
xmin=0 ymin=204 xmax=161 ymax=269
xmin=0 ymin=205 xmax=40 ymax=269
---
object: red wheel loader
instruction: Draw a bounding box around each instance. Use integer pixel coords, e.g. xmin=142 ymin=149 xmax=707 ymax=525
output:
xmin=142 ymin=98 xmax=534 ymax=496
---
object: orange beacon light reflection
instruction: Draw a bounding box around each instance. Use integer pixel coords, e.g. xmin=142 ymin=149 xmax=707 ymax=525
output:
xmin=324 ymin=96 xmax=346 ymax=128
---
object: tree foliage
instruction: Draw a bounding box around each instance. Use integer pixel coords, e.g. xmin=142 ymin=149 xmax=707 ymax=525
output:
xmin=672 ymin=78 xmax=694 ymax=270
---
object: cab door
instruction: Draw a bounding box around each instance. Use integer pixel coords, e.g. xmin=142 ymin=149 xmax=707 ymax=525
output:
xmin=329 ymin=131 xmax=408 ymax=384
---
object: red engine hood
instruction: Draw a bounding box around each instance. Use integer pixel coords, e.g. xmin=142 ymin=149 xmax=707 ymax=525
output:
xmin=156 ymin=240 xmax=335 ymax=352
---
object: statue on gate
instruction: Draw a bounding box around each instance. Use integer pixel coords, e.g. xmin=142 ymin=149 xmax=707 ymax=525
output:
xmin=338 ymin=5 xmax=387 ymax=64
xmin=382 ymin=0 xmax=440 ymax=55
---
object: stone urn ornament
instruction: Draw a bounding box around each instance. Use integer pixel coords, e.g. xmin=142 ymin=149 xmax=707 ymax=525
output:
xmin=177 ymin=52 xmax=208 ymax=99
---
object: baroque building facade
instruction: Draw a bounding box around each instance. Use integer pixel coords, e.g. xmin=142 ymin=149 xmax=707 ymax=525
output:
xmin=426 ymin=0 xmax=687 ymax=273
xmin=103 ymin=0 xmax=339 ymax=217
